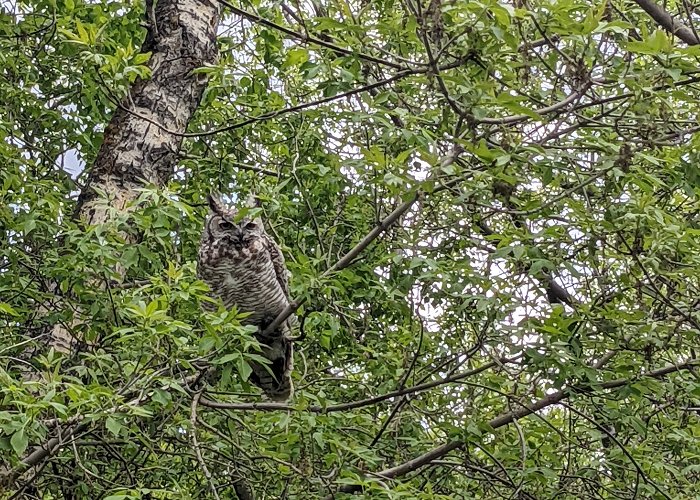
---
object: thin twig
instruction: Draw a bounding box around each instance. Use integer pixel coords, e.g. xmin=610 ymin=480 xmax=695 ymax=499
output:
xmin=215 ymin=0 xmax=408 ymax=69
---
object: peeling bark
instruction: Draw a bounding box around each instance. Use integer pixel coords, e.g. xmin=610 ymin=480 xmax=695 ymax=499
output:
xmin=77 ymin=0 xmax=219 ymax=220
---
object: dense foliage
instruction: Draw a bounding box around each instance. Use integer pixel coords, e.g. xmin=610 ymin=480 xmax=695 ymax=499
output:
xmin=2 ymin=0 xmax=700 ymax=497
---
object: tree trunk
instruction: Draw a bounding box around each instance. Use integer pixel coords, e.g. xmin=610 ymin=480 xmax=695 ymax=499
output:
xmin=51 ymin=0 xmax=221 ymax=350
xmin=3 ymin=0 xmax=229 ymax=490
xmin=78 ymin=0 xmax=219 ymax=217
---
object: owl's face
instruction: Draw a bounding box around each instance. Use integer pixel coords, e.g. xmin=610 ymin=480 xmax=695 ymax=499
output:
xmin=204 ymin=194 xmax=265 ymax=249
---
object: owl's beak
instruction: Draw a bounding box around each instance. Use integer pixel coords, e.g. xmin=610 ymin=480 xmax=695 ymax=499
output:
xmin=231 ymin=227 xmax=244 ymax=243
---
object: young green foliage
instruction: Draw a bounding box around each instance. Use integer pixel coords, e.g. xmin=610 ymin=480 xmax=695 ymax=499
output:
xmin=2 ymin=0 xmax=700 ymax=497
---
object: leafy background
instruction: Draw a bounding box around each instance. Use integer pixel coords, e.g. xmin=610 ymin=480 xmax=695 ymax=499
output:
xmin=1 ymin=0 xmax=700 ymax=497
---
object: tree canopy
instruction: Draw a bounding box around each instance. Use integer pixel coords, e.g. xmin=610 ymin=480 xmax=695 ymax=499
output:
xmin=1 ymin=0 xmax=700 ymax=497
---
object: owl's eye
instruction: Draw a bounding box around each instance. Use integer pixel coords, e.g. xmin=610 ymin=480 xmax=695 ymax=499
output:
xmin=218 ymin=220 xmax=234 ymax=230
xmin=245 ymin=221 xmax=258 ymax=230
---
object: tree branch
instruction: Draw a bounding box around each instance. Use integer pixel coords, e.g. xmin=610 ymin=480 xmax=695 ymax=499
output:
xmin=633 ymin=0 xmax=700 ymax=45
xmin=477 ymin=83 xmax=591 ymax=125
xmin=559 ymin=401 xmax=670 ymax=499
xmin=0 ymin=422 xmax=90 ymax=488
xmin=214 ymin=0 xmax=408 ymax=69
xmin=111 ymin=57 xmax=474 ymax=139
xmin=199 ymin=356 xmax=520 ymax=412
xmin=324 ymin=357 xmax=700 ymax=497
xmin=262 ymin=145 xmax=464 ymax=336
xmin=2 ymin=370 xmax=206 ymax=489
xmin=190 ymin=392 xmax=221 ymax=500
xmin=189 ymin=70 xmax=416 ymax=137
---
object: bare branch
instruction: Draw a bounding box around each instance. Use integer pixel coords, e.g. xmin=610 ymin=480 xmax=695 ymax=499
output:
xmin=191 ymin=392 xmax=221 ymax=500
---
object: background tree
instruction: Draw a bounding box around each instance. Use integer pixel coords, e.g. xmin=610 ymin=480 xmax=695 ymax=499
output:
xmin=1 ymin=0 xmax=700 ymax=498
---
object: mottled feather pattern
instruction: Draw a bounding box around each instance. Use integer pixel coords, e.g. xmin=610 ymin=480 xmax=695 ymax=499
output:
xmin=197 ymin=195 xmax=294 ymax=401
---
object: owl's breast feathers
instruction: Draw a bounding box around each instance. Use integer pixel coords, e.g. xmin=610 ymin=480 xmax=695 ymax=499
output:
xmin=198 ymin=236 xmax=291 ymax=332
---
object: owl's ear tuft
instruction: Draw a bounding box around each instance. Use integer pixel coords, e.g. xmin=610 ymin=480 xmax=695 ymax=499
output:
xmin=207 ymin=193 xmax=226 ymax=215
xmin=245 ymin=193 xmax=262 ymax=209
xmin=244 ymin=194 xmax=264 ymax=224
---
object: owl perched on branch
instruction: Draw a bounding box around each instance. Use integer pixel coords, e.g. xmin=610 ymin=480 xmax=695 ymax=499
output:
xmin=197 ymin=193 xmax=294 ymax=401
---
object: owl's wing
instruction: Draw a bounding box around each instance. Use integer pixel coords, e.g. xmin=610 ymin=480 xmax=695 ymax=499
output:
xmin=264 ymin=233 xmax=290 ymax=298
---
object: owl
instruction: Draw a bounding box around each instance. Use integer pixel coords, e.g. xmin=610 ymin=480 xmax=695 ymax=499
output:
xmin=197 ymin=193 xmax=293 ymax=401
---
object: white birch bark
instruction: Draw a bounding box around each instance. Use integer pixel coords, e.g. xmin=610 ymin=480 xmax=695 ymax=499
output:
xmin=51 ymin=0 xmax=220 ymax=350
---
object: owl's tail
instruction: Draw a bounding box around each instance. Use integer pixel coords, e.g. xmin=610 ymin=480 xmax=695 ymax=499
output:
xmin=249 ymin=335 xmax=294 ymax=402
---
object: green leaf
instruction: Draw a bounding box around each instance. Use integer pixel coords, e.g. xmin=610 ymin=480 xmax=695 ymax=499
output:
xmin=627 ymin=30 xmax=672 ymax=54
xmin=213 ymin=353 xmax=239 ymax=365
xmin=285 ymin=48 xmax=309 ymax=67
xmin=105 ymin=416 xmax=123 ymax=437
xmin=132 ymin=52 xmax=152 ymax=65
xmin=10 ymin=429 xmax=27 ymax=456
xmin=236 ymin=357 xmax=253 ymax=381
xmin=0 ymin=303 xmax=19 ymax=316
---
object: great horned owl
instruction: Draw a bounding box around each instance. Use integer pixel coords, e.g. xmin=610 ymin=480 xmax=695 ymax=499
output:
xmin=197 ymin=193 xmax=293 ymax=401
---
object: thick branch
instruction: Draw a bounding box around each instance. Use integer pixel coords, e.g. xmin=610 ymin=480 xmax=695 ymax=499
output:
xmin=47 ymin=0 xmax=220 ymax=353
xmin=633 ymin=0 xmax=700 ymax=45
